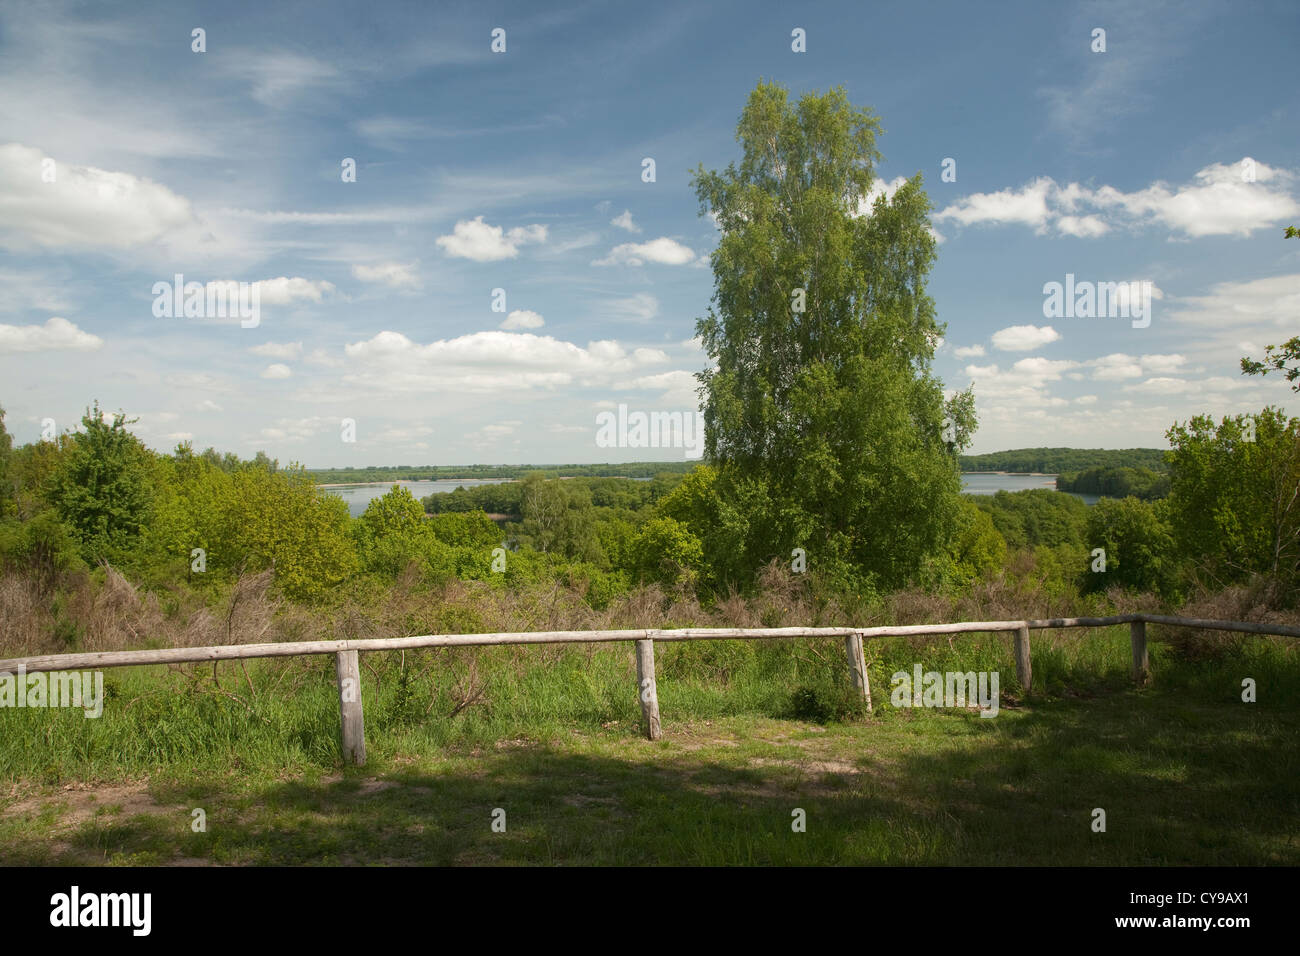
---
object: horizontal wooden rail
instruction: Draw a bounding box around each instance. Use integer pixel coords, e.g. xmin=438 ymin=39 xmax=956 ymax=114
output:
xmin=1 ymin=613 xmax=1293 ymax=764
xmin=0 ymin=618 xmax=1160 ymax=675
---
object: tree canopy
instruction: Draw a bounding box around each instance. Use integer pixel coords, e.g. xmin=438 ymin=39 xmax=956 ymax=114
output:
xmin=689 ymin=80 xmax=974 ymax=589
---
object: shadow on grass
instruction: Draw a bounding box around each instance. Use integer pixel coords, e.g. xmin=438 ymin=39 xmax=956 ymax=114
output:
xmin=26 ymin=677 xmax=1292 ymax=866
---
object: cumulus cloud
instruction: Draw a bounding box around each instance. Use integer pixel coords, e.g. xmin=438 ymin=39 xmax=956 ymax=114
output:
xmin=592 ymin=237 xmax=695 ymax=267
xmin=261 ymin=363 xmax=292 ymax=379
xmin=935 ymin=177 xmax=1057 ymax=232
xmin=222 ymin=277 xmax=335 ymax=306
xmin=341 ymin=330 xmax=672 ymax=393
xmin=953 ymin=344 xmax=986 ymax=358
xmin=991 ymin=325 xmax=1060 ymax=351
xmin=0 ymin=316 xmax=102 ymax=352
xmin=0 ymin=143 xmax=197 ymax=252
xmin=500 ymin=309 xmax=544 ymax=330
xmin=610 ymin=209 xmax=640 ymax=232
xmin=964 ymin=358 xmax=1078 ymax=408
xmin=435 ymin=216 xmax=547 ymax=261
xmin=352 ymin=261 xmax=420 ymax=288
xmin=1089 ymin=353 xmax=1188 ymax=381
xmin=934 ymin=159 xmax=1299 ymax=239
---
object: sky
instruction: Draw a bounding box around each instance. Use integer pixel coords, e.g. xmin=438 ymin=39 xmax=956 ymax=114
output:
xmin=1 ymin=0 xmax=1297 ymax=466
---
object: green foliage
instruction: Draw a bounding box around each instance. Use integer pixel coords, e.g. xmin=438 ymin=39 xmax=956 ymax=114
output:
xmin=1240 ymin=335 xmax=1300 ymax=392
xmin=970 ymin=489 xmax=1089 ymax=551
xmin=517 ymin=473 xmax=605 ymax=564
xmin=46 ymin=403 xmax=155 ymax=562
xmin=0 ymin=405 xmax=12 ymax=519
xmin=1057 ymin=466 xmax=1170 ymax=500
xmin=1165 ymin=408 xmax=1300 ymax=602
xmin=0 ymin=510 xmax=86 ymax=589
xmin=629 ymin=516 xmax=704 ymax=586
xmin=787 ymin=682 xmax=868 ymax=724
xmin=1084 ymin=497 xmax=1177 ymax=598
xmin=354 ymin=485 xmax=447 ymax=578
xmin=940 ymin=499 xmax=1007 ymax=586
xmin=959 ymin=447 xmax=1168 ymax=473
xmin=691 ymin=80 xmax=968 ymax=589
xmin=426 ymin=510 xmax=503 ymax=549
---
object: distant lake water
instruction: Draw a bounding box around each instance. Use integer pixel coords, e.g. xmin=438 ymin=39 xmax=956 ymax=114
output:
xmin=324 ymin=472 xmax=1098 ymax=518
xmin=962 ymin=472 xmax=1099 ymax=505
xmin=323 ymin=479 xmax=514 ymax=517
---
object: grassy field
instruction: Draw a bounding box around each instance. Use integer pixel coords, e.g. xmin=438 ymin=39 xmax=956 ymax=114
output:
xmin=1 ymin=627 xmax=1296 ymax=865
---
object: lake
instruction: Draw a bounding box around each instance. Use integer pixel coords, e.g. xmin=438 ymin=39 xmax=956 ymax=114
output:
xmin=323 ymin=479 xmax=514 ymax=517
xmin=324 ymin=472 xmax=1097 ymax=517
xmin=961 ymin=472 xmax=1099 ymax=505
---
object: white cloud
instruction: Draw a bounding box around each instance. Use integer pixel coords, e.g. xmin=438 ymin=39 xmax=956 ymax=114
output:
xmin=341 ymin=330 xmax=672 ymax=393
xmin=501 ymin=309 xmax=544 ymax=330
xmin=0 ymin=316 xmax=102 ymax=352
xmin=198 ymin=400 xmax=223 ymax=412
xmin=1090 ymin=353 xmax=1144 ymax=381
xmin=249 ymin=341 xmax=303 ymax=360
xmin=592 ymin=237 xmax=695 ymax=267
xmin=610 ymin=209 xmax=640 ymax=233
xmin=261 ymin=363 xmax=292 ymax=380
xmin=0 ymin=143 xmax=196 ymax=252
xmin=1138 ymin=353 xmax=1187 ymax=375
xmin=304 ymin=348 xmax=343 ymax=368
xmin=953 ymin=344 xmax=986 ymax=358
xmin=934 ymin=159 xmax=1299 ymax=239
xmin=1056 ymin=214 xmax=1110 ymax=238
xmin=435 ymin=216 xmax=548 ymax=261
xmin=352 ymin=261 xmax=421 ymax=288
xmin=231 ymin=277 xmax=335 ymax=306
xmin=935 ymin=177 xmax=1056 ymax=232
xmin=1166 ymin=273 xmax=1300 ymax=332
xmin=991 ymin=325 xmax=1060 ymax=351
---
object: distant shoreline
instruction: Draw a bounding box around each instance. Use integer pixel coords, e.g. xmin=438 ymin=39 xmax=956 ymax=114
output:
xmin=318 ymin=472 xmax=1062 ymax=488
xmin=317 ymin=478 xmax=515 ymax=489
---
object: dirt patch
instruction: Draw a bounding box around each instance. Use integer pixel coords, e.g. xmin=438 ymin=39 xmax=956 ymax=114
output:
xmin=3 ymin=783 xmax=167 ymax=831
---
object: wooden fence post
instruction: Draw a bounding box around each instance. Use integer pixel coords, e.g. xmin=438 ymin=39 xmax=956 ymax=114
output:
xmin=844 ymin=632 xmax=872 ymax=712
xmin=635 ymin=638 xmax=662 ymax=740
xmin=1013 ymin=624 xmax=1032 ymax=695
xmin=1130 ymin=619 xmax=1149 ymax=685
xmin=335 ymin=649 xmax=366 ymax=765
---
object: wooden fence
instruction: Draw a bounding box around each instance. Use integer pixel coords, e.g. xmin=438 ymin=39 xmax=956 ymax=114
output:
xmin=1 ymin=613 xmax=1296 ymax=765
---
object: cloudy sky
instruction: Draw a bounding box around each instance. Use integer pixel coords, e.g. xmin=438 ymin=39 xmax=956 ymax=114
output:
xmin=1 ymin=0 xmax=1297 ymax=465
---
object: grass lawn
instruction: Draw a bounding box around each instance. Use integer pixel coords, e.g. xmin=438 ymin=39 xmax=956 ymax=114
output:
xmin=1 ymin=653 xmax=1295 ymax=865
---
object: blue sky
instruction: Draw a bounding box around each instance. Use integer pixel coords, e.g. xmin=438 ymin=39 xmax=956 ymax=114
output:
xmin=1 ymin=0 xmax=1297 ymax=465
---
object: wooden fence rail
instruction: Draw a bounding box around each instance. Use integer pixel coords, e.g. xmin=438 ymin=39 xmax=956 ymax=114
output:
xmin=1 ymin=613 xmax=1295 ymax=764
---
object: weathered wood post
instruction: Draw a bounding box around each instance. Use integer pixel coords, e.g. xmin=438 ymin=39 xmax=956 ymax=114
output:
xmin=844 ymin=632 xmax=872 ymax=712
xmin=635 ymin=637 xmax=662 ymax=740
xmin=1130 ymin=618 xmax=1149 ymax=685
xmin=1013 ymin=624 xmax=1032 ymax=695
xmin=335 ymin=649 xmax=366 ymax=765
